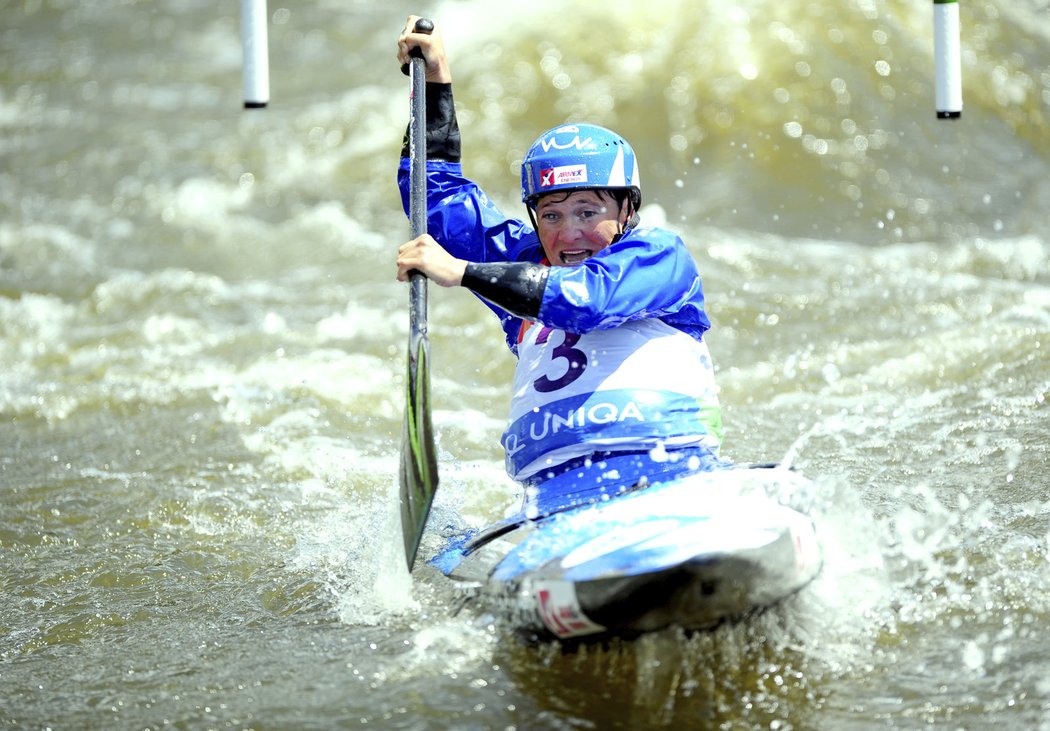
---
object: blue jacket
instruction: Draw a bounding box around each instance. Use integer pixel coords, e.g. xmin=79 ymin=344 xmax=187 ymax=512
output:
xmin=397 ymin=159 xmax=712 ymax=354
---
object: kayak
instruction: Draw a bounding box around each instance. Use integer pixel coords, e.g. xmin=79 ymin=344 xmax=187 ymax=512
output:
xmin=429 ymin=465 xmax=823 ymax=641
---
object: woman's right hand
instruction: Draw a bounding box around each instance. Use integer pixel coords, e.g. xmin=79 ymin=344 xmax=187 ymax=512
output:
xmin=397 ymin=16 xmax=452 ymax=83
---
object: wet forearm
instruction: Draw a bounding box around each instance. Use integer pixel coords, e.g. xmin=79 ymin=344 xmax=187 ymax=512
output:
xmin=400 ymin=83 xmax=460 ymax=162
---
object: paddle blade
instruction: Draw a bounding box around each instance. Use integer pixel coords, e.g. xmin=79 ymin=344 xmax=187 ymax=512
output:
xmin=399 ymin=332 xmax=439 ymax=570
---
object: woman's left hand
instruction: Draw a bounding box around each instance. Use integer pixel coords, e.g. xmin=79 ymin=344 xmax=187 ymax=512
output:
xmin=396 ymin=234 xmax=467 ymax=287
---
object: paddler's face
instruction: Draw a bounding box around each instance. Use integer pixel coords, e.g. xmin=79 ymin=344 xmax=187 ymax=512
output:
xmin=535 ymin=190 xmax=627 ymax=266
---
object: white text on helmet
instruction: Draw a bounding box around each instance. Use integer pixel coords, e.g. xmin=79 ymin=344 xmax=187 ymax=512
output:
xmin=540 ymin=135 xmax=595 ymax=153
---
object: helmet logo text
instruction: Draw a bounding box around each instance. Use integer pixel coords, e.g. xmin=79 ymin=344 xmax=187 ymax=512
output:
xmin=540 ymin=164 xmax=588 ymax=188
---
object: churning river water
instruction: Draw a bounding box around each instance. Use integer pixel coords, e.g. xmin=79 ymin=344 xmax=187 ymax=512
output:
xmin=2 ymin=0 xmax=1049 ymax=729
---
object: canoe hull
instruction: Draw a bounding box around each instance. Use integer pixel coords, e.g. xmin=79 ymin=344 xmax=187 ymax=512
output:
xmin=434 ymin=467 xmax=823 ymax=640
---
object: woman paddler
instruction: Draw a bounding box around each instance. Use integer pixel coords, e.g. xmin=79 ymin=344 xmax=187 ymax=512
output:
xmin=394 ymin=16 xmax=727 ymax=517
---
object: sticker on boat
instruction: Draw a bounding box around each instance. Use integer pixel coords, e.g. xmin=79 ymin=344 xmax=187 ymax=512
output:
xmin=533 ymin=580 xmax=605 ymax=638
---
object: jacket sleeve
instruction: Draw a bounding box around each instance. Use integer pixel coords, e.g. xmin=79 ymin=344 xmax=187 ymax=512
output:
xmin=396 ymin=84 xmax=541 ymax=265
xmin=538 ymin=227 xmax=712 ymax=341
xmin=396 ymin=84 xmax=543 ymax=351
xmin=398 ymin=159 xmax=541 ymax=265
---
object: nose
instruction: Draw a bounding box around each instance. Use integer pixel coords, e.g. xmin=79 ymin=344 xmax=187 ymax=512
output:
xmin=557 ymin=217 xmax=586 ymax=242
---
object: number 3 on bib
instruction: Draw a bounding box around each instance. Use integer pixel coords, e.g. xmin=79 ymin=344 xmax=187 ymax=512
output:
xmin=532 ymin=327 xmax=588 ymax=393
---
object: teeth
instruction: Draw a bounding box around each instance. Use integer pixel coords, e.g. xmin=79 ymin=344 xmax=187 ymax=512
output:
xmin=560 ymin=250 xmax=591 ymax=264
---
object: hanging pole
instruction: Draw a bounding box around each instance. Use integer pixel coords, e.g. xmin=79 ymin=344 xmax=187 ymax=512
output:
xmin=241 ymin=0 xmax=270 ymax=109
xmin=933 ymin=0 xmax=962 ymax=119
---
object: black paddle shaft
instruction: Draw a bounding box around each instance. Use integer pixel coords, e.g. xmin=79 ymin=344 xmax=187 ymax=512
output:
xmin=407 ymin=18 xmax=432 ymax=338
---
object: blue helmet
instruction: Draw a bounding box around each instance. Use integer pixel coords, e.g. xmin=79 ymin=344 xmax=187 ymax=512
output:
xmin=521 ymin=124 xmax=642 ymax=208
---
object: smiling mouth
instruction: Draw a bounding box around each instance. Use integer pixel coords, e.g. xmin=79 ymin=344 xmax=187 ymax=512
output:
xmin=559 ymin=249 xmax=592 ymax=265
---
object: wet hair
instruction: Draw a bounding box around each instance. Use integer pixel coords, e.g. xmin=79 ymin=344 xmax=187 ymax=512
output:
xmin=533 ymin=188 xmax=626 ymax=209
xmin=528 ymin=188 xmax=639 ymax=234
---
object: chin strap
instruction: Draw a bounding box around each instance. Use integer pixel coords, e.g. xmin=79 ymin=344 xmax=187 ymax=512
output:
xmin=611 ymin=203 xmax=639 ymax=244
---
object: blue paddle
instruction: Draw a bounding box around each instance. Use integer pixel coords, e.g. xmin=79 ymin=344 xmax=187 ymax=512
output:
xmin=399 ymin=18 xmax=439 ymax=571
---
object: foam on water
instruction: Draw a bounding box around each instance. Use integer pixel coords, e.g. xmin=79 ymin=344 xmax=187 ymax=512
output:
xmin=2 ymin=0 xmax=1048 ymax=727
